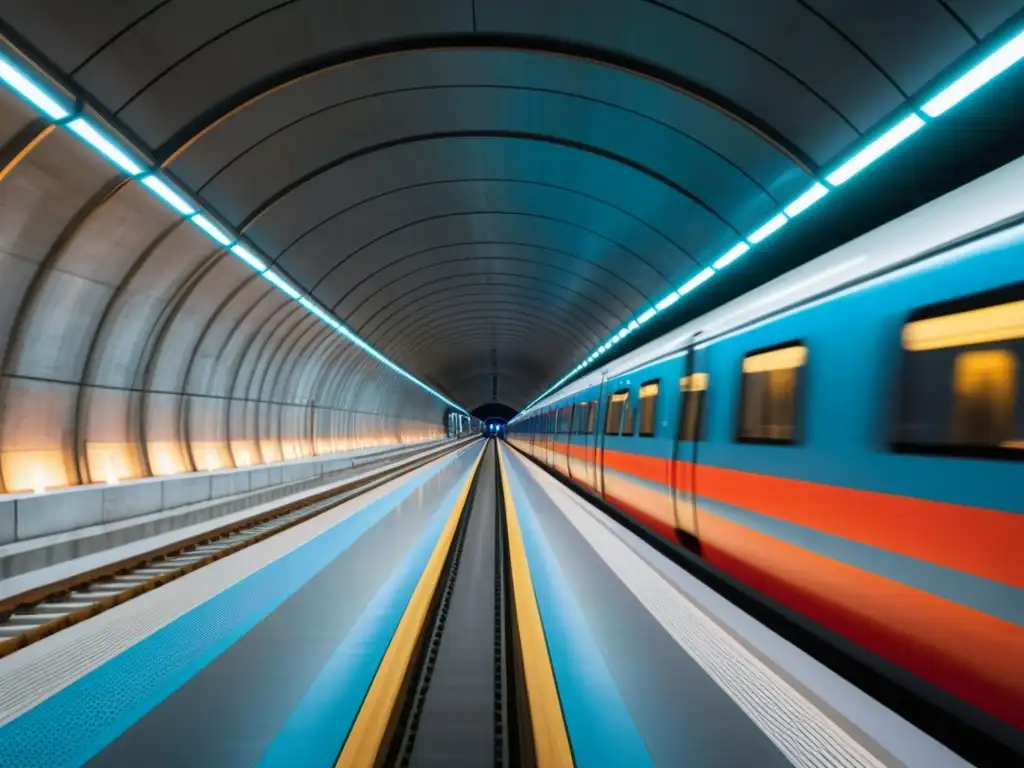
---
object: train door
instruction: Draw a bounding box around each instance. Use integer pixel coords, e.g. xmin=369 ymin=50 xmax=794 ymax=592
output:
xmin=559 ymin=403 xmax=573 ymax=476
xmin=599 ymin=380 xmax=635 ymax=508
xmin=558 ymin=406 xmax=570 ymax=474
xmin=567 ymin=401 xmax=579 ymax=481
xmin=546 ymin=408 xmax=557 ymax=467
xmin=595 ymin=376 xmax=609 ymax=496
xmin=671 ymin=338 xmax=706 ymax=545
xmin=584 ymin=396 xmax=599 ymax=489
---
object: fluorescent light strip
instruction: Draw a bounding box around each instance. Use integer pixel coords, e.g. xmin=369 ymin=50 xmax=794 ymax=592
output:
xmin=67 ymin=118 xmax=143 ymax=176
xmin=825 ymin=114 xmax=925 ymax=186
xmin=637 ymin=308 xmax=657 ymax=324
xmin=923 ymin=29 xmax=1024 ymax=117
xmin=261 ymin=269 xmax=301 ymax=299
xmin=679 ymin=267 xmax=716 ymax=296
xmin=747 ymin=212 xmax=789 ymax=244
xmin=0 ymin=48 xmax=469 ymax=417
xmin=190 ymin=213 xmax=232 ymax=246
xmin=0 ymin=54 xmax=70 ymax=119
xmin=783 ymin=182 xmax=829 ymax=218
xmin=230 ymin=243 xmax=267 ymax=272
xmin=141 ymin=174 xmax=195 ymax=216
xmin=655 ymin=292 xmax=681 ymax=311
xmin=713 ymin=241 xmax=751 ymax=270
xmin=298 ymin=296 xmax=341 ymax=328
xmin=334 ymin=324 xmax=463 ymax=412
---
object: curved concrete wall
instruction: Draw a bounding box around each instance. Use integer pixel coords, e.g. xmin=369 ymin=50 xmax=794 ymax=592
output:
xmin=0 ymin=90 xmax=446 ymax=495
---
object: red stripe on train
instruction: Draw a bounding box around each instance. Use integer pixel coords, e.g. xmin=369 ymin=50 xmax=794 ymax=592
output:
xmin=547 ymin=441 xmax=1024 ymax=730
xmin=699 ymin=512 xmax=1024 ymax=730
xmin=596 ymin=446 xmax=1022 ymax=589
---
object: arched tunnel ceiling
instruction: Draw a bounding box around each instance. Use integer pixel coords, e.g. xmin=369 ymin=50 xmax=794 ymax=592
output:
xmin=1 ymin=0 xmax=1022 ymax=411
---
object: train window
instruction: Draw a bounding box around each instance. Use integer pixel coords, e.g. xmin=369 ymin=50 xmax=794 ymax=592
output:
xmin=739 ymin=343 xmax=806 ymax=443
xmin=605 ymin=390 xmax=628 ymax=435
xmin=638 ymin=381 xmax=660 ymax=437
xmin=679 ymin=373 xmax=709 ymax=442
xmin=894 ymin=285 xmax=1024 ymax=458
xmin=561 ymin=405 xmax=573 ymax=434
xmin=586 ymin=400 xmax=597 ymax=434
xmin=622 ymin=392 xmax=636 ymax=436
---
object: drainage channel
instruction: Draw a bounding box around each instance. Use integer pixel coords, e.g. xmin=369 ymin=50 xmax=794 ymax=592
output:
xmin=385 ymin=440 xmax=524 ymax=768
xmin=0 ymin=440 xmax=472 ymax=658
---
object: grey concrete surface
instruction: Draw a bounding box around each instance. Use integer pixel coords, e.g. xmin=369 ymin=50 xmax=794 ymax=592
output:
xmin=0 ymin=438 xmax=458 ymax=580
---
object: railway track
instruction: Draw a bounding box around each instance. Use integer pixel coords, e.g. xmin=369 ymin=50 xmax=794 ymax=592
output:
xmin=384 ymin=440 xmax=525 ymax=768
xmin=0 ymin=439 xmax=473 ymax=659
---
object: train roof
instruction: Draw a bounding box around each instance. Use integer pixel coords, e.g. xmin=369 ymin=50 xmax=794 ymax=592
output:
xmin=516 ymin=154 xmax=1024 ymax=420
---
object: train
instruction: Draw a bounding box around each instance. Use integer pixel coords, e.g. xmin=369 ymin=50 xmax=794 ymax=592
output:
xmin=509 ymin=155 xmax=1024 ymax=734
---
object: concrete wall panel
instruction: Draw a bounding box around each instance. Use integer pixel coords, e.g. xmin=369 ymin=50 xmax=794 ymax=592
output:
xmin=11 ymin=267 xmax=114 ymax=381
xmin=147 ymin=253 xmax=243 ymax=392
xmin=0 ymin=93 xmax=38 ymax=146
xmin=186 ymin=393 xmax=233 ymax=471
xmin=186 ymin=274 xmax=264 ymax=396
xmin=80 ymin=384 xmax=146 ymax=484
xmin=0 ymin=130 xmax=111 ymax=266
xmin=0 ymin=498 xmax=15 ymax=544
xmin=0 ymin=377 xmax=78 ymax=492
xmin=54 ymin=182 xmax=175 ymax=287
xmin=143 ymin=391 xmax=189 ymax=476
xmin=16 ymin=485 xmax=103 ymax=539
xmin=204 ymin=279 xmax=274 ymax=396
xmin=0 ymin=252 xmax=39 ymax=363
xmin=89 ymin=290 xmax=168 ymax=387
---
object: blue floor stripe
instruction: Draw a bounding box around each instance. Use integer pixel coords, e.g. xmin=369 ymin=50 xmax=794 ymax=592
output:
xmin=257 ymin=463 xmax=473 ymax=766
xmin=504 ymin=456 xmax=653 ymax=768
xmin=0 ymin=451 xmax=465 ymax=768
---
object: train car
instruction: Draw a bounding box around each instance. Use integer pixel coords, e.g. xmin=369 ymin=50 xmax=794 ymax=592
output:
xmin=509 ymin=156 xmax=1024 ymax=733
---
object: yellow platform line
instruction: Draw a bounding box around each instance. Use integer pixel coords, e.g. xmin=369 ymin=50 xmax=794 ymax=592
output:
xmin=335 ymin=445 xmax=485 ymax=766
xmin=497 ymin=444 xmax=575 ymax=767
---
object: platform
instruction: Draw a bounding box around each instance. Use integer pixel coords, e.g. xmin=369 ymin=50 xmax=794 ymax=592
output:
xmin=0 ymin=439 xmax=977 ymax=766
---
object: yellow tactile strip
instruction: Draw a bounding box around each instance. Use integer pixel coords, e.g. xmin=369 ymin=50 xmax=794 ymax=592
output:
xmin=496 ymin=444 xmax=574 ymax=767
xmin=335 ymin=446 xmax=485 ymax=766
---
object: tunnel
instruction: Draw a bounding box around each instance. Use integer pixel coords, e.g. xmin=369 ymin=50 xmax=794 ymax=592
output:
xmin=0 ymin=4 xmax=1023 ymax=767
